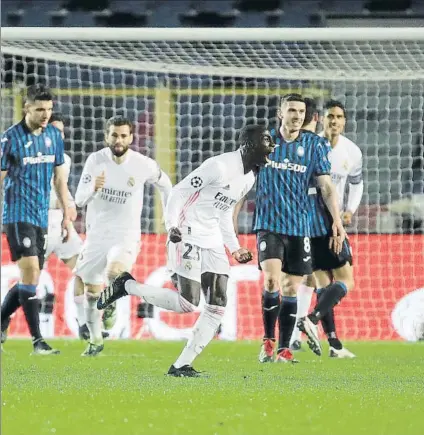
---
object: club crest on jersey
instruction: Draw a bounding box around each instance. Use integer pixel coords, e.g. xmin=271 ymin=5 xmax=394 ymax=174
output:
xmin=190 ymin=176 xmax=203 ymax=188
xmin=297 ymin=146 xmax=305 ymax=157
xmin=127 ymin=176 xmax=135 ymax=187
xmin=45 ymin=137 xmax=52 ymax=147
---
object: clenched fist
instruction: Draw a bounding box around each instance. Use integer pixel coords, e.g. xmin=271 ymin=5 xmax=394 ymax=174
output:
xmin=232 ymin=247 xmax=253 ymax=264
xmin=168 ymin=227 xmax=182 ymax=244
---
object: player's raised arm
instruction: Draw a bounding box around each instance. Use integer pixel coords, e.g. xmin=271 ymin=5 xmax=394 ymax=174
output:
xmin=344 ymin=148 xmax=364 ymax=225
xmin=74 ymin=154 xmax=100 ymax=208
xmin=164 ymin=159 xmax=223 ymax=242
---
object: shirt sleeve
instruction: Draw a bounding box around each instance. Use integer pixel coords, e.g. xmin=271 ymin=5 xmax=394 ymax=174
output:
xmin=54 ymin=131 xmax=65 ymax=167
xmin=219 ymin=207 xmax=241 ymax=253
xmin=75 ymin=154 xmax=97 ymax=208
xmin=1 ymin=133 xmax=12 ymax=172
xmin=164 ymin=159 xmax=225 ymax=231
xmin=348 ymin=147 xmax=363 ymax=184
xmin=313 ymin=137 xmax=332 ymax=176
xmin=144 ymin=157 xmax=162 ymax=184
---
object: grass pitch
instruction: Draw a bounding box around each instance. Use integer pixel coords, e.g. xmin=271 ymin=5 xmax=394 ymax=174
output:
xmin=2 ymin=340 xmax=423 ymax=435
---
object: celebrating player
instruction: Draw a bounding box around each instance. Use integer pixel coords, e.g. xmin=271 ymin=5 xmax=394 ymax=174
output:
xmin=74 ymin=115 xmax=172 ymax=356
xmin=1 ymin=84 xmax=69 ymax=355
xmin=298 ymin=100 xmax=362 ymax=358
xmin=97 ymin=125 xmax=275 ymax=376
xmin=255 ymin=94 xmax=345 ymax=363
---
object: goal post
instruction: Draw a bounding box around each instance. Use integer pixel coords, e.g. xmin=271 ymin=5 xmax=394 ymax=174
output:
xmin=1 ymin=27 xmax=423 ymax=341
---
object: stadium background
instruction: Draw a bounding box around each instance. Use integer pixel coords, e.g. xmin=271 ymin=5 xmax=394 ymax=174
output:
xmin=1 ymin=0 xmax=424 ymax=341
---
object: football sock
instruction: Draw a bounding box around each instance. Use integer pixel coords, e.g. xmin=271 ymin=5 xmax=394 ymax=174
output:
xmin=262 ymin=290 xmax=280 ymax=340
xmin=174 ymin=303 xmax=225 ymax=369
xmin=18 ymin=284 xmax=42 ymax=342
xmin=84 ymin=293 xmax=103 ymax=345
xmin=74 ymin=295 xmax=86 ymax=326
xmin=1 ymin=284 xmax=20 ymax=331
xmin=290 ymin=284 xmax=314 ymax=344
xmin=316 ymin=289 xmax=340 ymax=347
xmin=310 ymin=281 xmax=347 ymax=324
xmin=277 ymin=296 xmax=297 ymax=352
xmin=125 ymin=281 xmax=196 ymax=313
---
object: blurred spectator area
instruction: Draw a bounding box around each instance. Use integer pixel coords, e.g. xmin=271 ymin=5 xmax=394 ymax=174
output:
xmin=2 ymin=0 xmax=424 ymax=28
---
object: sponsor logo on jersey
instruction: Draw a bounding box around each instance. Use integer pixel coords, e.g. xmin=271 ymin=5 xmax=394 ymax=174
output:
xmin=213 ymin=191 xmax=237 ymax=211
xmin=265 ymin=158 xmax=307 ymax=173
xmin=23 ymin=153 xmax=55 ymax=166
xmin=99 ymin=187 xmax=133 ymax=205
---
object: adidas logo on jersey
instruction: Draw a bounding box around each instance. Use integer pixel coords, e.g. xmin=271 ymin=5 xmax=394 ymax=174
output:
xmin=266 ymin=158 xmax=307 ymax=173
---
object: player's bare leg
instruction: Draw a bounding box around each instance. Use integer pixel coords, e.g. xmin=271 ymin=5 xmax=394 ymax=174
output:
xmin=290 ymin=274 xmax=316 ymax=351
xmin=169 ymin=272 xmax=228 ymax=377
xmin=82 ymin=283 xmax=104 ymax=356
xmin=320 ymin=265 xmax=356 ymax=358
xmin=276 ymin=272 xmax=301 ymax=363
xmin=258 ymin=259 xmax=282 ymax=363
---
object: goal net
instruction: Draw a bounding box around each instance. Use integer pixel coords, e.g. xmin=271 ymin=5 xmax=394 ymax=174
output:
xmin=1 ymin=28 xmax=424 ymax=341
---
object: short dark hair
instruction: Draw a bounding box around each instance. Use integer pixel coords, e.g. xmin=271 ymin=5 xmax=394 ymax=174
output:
xmin=26 ymin=84 xmax=54 ymax=103
xmin=280 ymin=93 xmax=305 ymax=107
xmin=238 ymin=124 xmax=266 ymax=149
xmin=324 ymin=99 xmax=347 ymax=118
xmin=303 ymin=97 xmax=319 ymax=126
xmin=49 ymin=112 xmax=65 ymax=124
xmin=105 ymin=115 xmax=134 ymax=134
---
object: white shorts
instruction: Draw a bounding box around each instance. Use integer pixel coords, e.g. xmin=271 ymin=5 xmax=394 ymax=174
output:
xmin=46 ymin=210 xmax=83 ymax=260
xmin=167 ymin=241 xmax=230 ymax=283
xmin=74 ymin=237 xmax=140 ymax=285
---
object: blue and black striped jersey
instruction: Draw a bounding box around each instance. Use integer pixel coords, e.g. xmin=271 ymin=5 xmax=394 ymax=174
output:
xmin=1 ymin=120 xmax=65 ymax=228
xmin=253 ymin=128 xmax=331 ymax=237
xmin=308 ymin=180 xmax=333 ymax=238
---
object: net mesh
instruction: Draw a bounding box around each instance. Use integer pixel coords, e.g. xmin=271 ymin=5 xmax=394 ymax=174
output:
xmin=1 ymin=32 xmax=424 ymax=340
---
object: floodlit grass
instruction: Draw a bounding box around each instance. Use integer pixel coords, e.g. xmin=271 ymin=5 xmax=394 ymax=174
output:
xmin=2 ymin=340 xmax=423 ymax=435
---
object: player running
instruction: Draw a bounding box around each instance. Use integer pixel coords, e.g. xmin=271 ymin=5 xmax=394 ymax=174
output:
xmin=97 ymin=125 xmax=275 ymax=376
xmin=255 ymin=94 xmax=346 ymax=363
xmin=1 ymin=84 xmax=69 ymax=355
xmin=74 ymin=115 xmax=172 ymax=356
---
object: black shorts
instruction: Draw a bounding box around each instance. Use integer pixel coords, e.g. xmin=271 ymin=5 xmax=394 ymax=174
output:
xmin=256 ymin=231 xmax=312 ymax=276
xmin=4 ymin=222 xmax=47 ymax=269
xmin=311 ymin=236 xmax=353 ymax=272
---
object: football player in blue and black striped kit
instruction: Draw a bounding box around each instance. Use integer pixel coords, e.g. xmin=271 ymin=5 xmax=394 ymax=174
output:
xmin=255 ymin=94 xmax=346 ymax=363
xmin=1 ymin=84 xmax=71 ymax=355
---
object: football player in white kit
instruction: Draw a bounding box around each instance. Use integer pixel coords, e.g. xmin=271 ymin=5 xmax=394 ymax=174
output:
xmin=74 ymin=116 xmax=172 ymax=356
xmin=98 ymin=125 xmax=276 ymax=376
xmin=290 ymin=99 xmax=362 ymax=357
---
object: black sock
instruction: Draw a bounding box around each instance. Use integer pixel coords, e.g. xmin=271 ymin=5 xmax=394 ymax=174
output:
xmin=262 ymin=291 xmax=280 ymax=340
xmin=277 ymin=296 xmax=297 ymax=352
xmin=1 ymin=284 xmax=21 ymax=331
xmin=311 ymin=282 xmax=347 ymax=323
xmin=18 ymin=284 xmax=42 ymax=343
xmin=316 ymin=289 xmax=342 ymax=349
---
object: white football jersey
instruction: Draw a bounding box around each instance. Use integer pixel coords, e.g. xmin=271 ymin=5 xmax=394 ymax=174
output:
xmin=75 ymin=148 xmax=161 ymax=240
xmin=319 ymin=133 xmax=363 ymax=209
xmin=49 ymin=153 xmax=72 ymax=209
xmin=165 ymin=150 xmax=255 ymax=251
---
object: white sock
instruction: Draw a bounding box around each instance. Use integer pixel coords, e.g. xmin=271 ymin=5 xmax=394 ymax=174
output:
xmin=74 ymin=295 xmax=86 ymax=326
xmin=125 ymin=280 xmax=196 ymax=313
xmin=290 ymin=284 xmax=315 ymax=345
xmin=174 ymin=303 xmax=225 ymax=369
xmin=84 ymin=294 xmax=103 ymax=345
